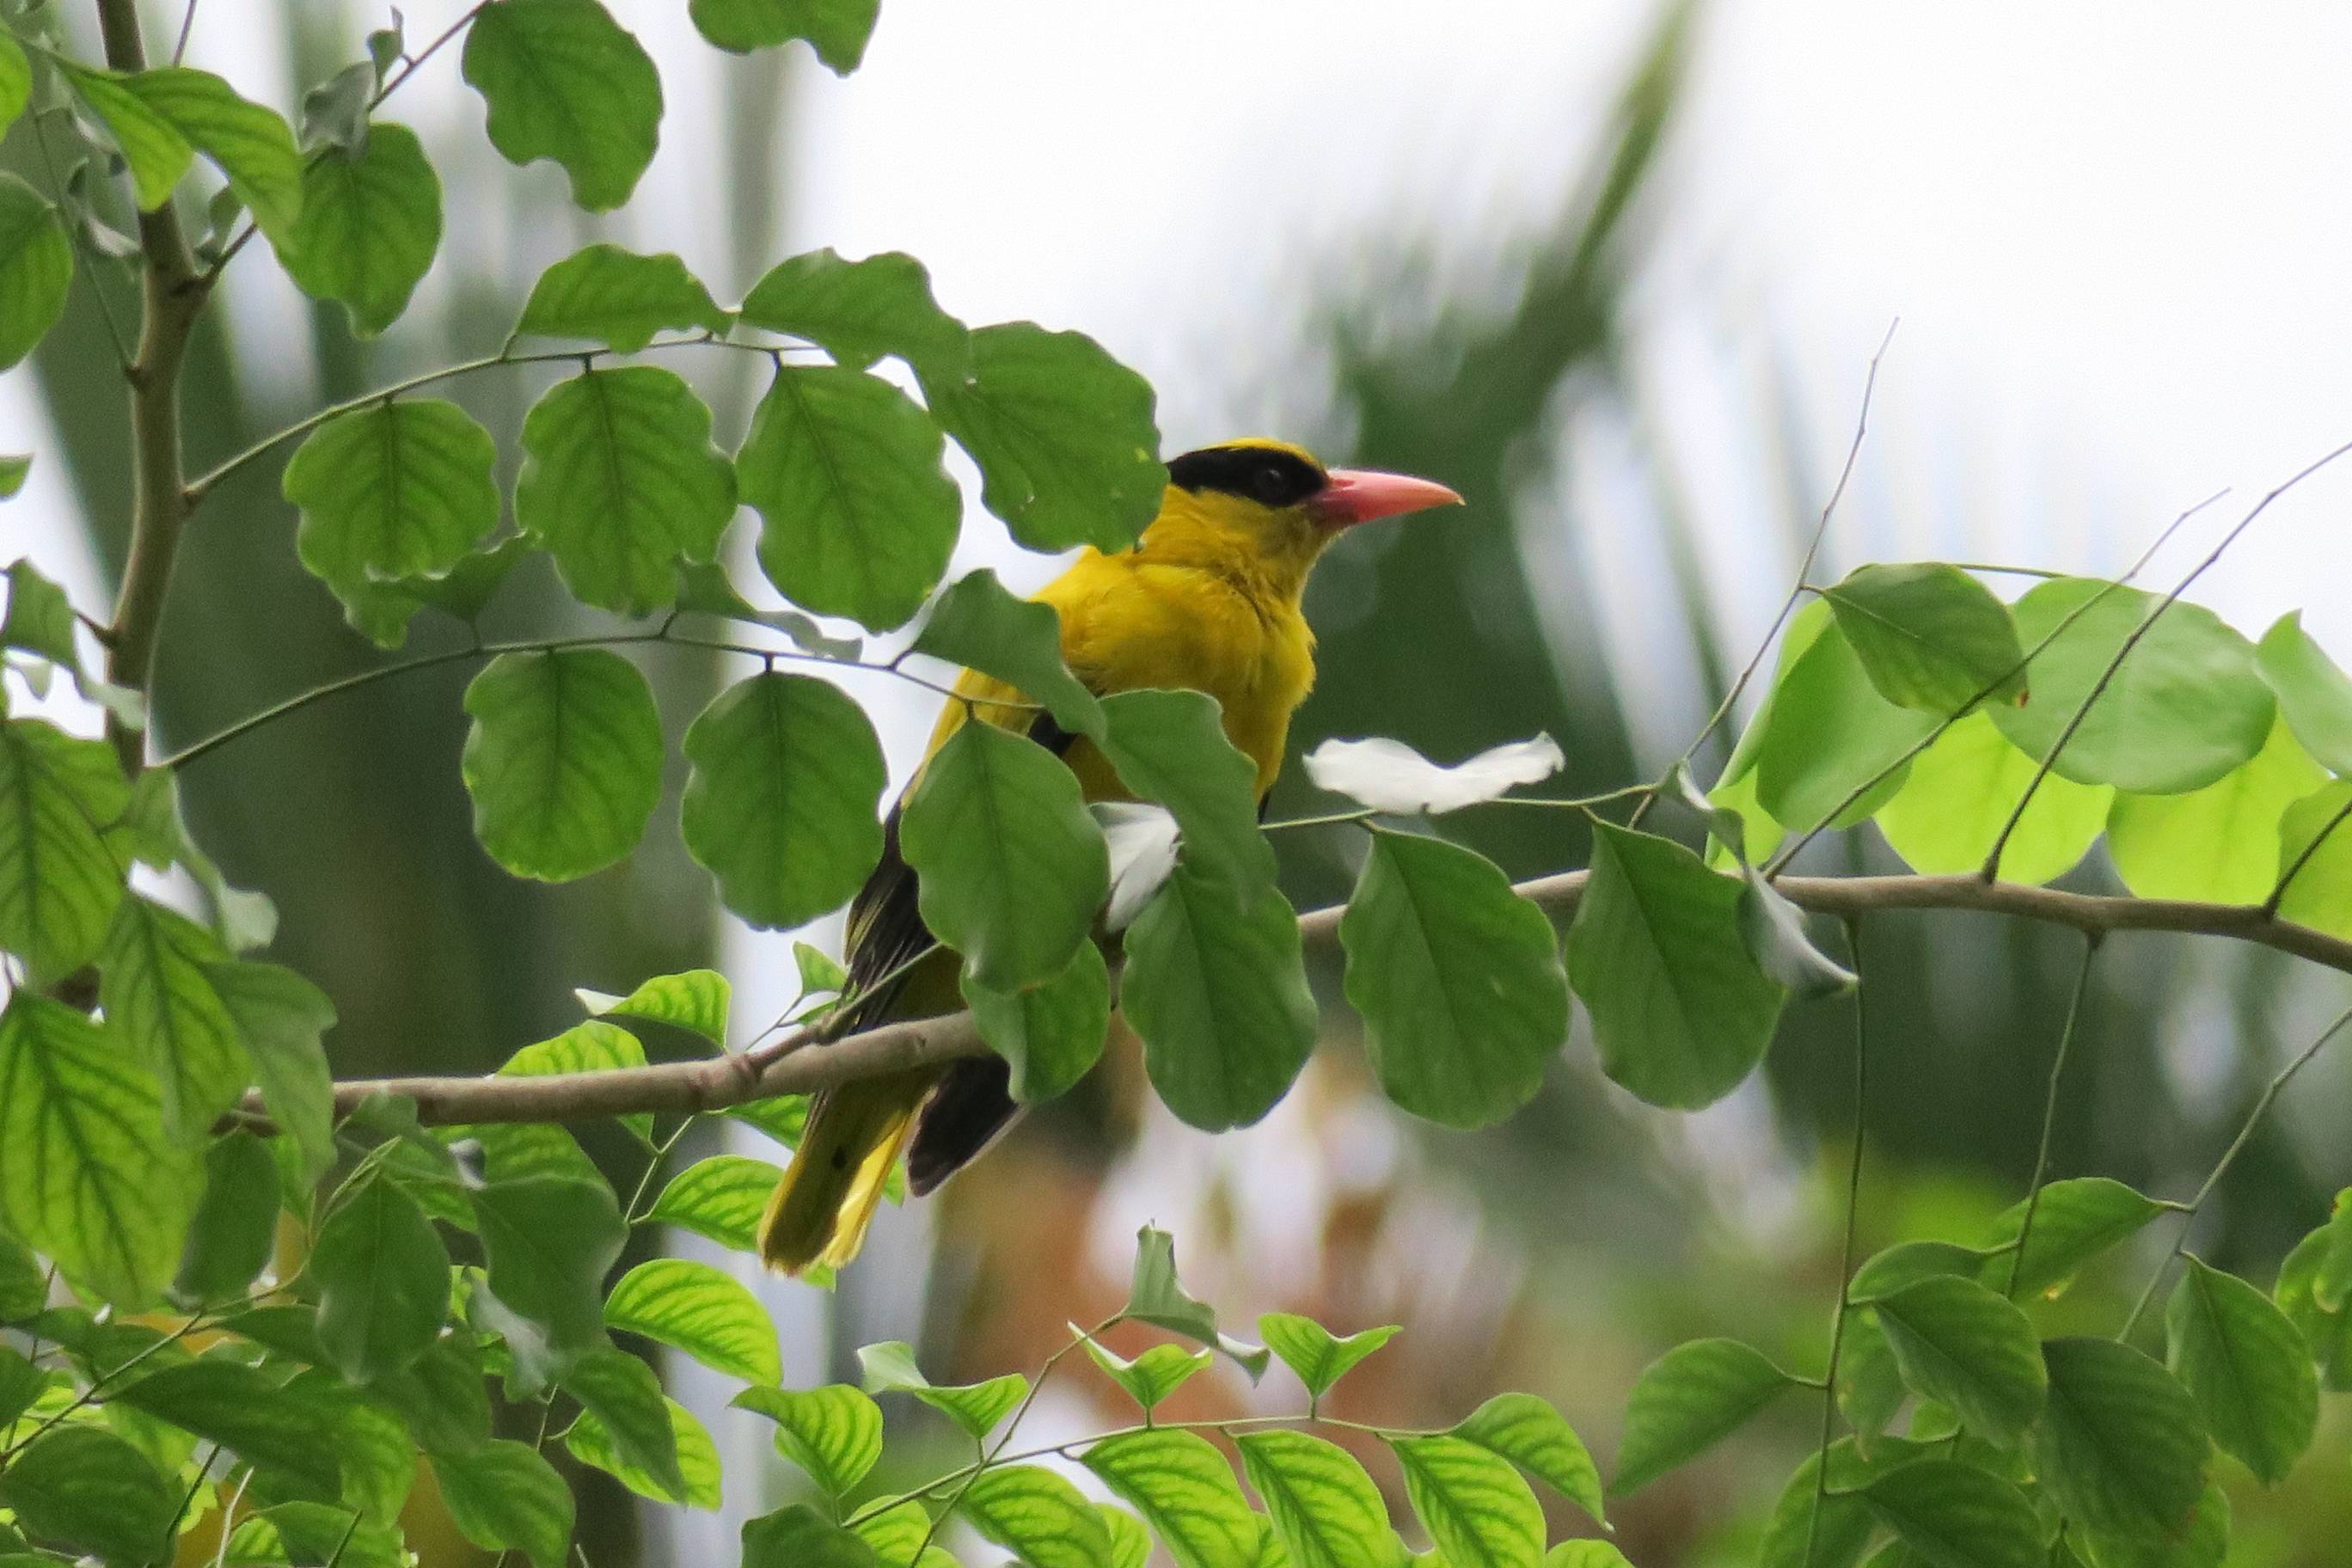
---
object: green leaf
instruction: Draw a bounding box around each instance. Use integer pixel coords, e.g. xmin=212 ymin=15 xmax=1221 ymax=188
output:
xmin=2272 ymin=779 xmax=2352 ymax=937
xmin=303 ymin=1375 xmax=416 ymax=1524
xmin=462 ymin=0 xmax=661 ymax=211
xmin=475 ymin=1175 xmax=626 ymax=1381
xmin=1823 ymin=563 xmax=2027 ymax=713
xmin=744 ymin=1504 xmax=883 ymax=1568
xmin=0 ymin=34 xmax=26 ymax=138
xmin=172 ymin=1130 xmax=279 ymax=1308
xmin=1991 ymin=578 xmax=2274 ymax=793
xmin=689 ymin=0 xmax=882 ymax=70
xmin=902 ymin=717 xmax=1106 ymax=989
xmin=0 ymin=1231 xmax=48 ymax=1320
xmin=2026 ymin=1337 xmax=2208 ymax=1542
xmin=0 ymin=1424 xmax=176 ymax=1566
xmin=212 ymin=962 xmax=337 ymax=1186
xmin=0 ymin=998 xmax=197 ymax=1308
xmin=1753 ymin=617 xmax=1941 ymax=831
xmin=285 ymin=399 xmax=500 ymax=605
xmin=1872 ymin=711 xmax=2110 ymax=885
xmin=739 ymin=248 xmax=967 ymax=374
xmin=1096 ymin=688 xmax=1277 ymax=896
xmin=0 ymin=175 xmax=70 ymax=374
xmin=855 ymin=1338 xmax=1026 ymax=1437
xmin=560 ymin=1346 xmax=687 ymax=1500
xmin=2 ymin=560 xmax=77 ymax=669
xmin=515 ymin=365 xmax=736 ymax=615
xmin=1856 ymin=1459 xmax=2041 ymax=1568
xmin=1865 ymin=1277 xmax=2047 ymax=1446
xmin=1756 ymin=1441 xmax=1878 ymax=1568
xmin=2256 ymin=609 xmax=2352 ymax=773
xmin=487 ymin=1020 xmax=652 ymax=1152
xmin=732 ymin=1383 xmax=883 ymax=1498
xmin=0 ymin=454 xmax=28 ymax=499
xmin=2320 ymin=1189 xmax=2352 ymax=1312
xmin=1122 ymin=861 xmax=1317 ymax=1131
xmin=912 ymin=569 xmax=1102 ymax=736
xmin=283 ymin=123 xmax=442 ymax=336
xmin=1451 ymin=1393 xmax=1606 ymax=1526
xmin=962 ymin=939 xmax=1112 ymax=1102
xmin=1566 ymin=824 xmax=1785 ymax=1111
xmin=2164 ymin=1255 xmax=2318 ymax=1483
xmin=2079 ymin=1482 xmax=2229 ymax=1568
xmin=311 ymin=1172 xmax=450 ymax=1384
xmin=1609 ymin=1338 xmax=1800 ymax=1498
xmin=62 ymin=64 xmax=299 ymax=242
xmin=648 ymin=1155 xmax=781 ymax=1251
xmin=674 ymin=560 xmax=864 ymax=659
xmin=1082 ymin=1428 xmax=1260 ymax=1568
xmin=112 ymin=1359 xmax=344 ymax=1498
xmin=2106 ymin=716 xmax=2324 ymax=903
xmin=920 ymin=321 xmax=1167 ymax=552
xmin=845 ymin=1498 xmax=933 ymax=1565
xmin=515 ymin=242 xmax=727 ymax=353
xmin=1080 ymin=1332 xmax=1212 ymax=1413
xmin=681 ymin=672 xmax=887 ymax=927
xmin=567 ymin=1389 xmax=719 ymax=1509
xmin=459 ymin=648 xmax=663 ymax=881
xmin=738 ymin=364 xmax=962 ymax=631
xmin=1103 ymin=1506 xmax=1152 ymax=1568
xmin=1125 ymin=1226 xmax=1271 ymax=1377
xmin=97 ymin=896 xmax=248 ymax=1142
xmin=1234 ymin=1430 xmax=1393 ymax=1568
xmin=1389 ymin=1435 xmax=1545 ymax=1568
xmin=1259 ymin=1314 xmax=1399 ymax=1402
xmin=1978 ymin=1178 xmax=2165 ymax=1299
xmin=606 ymin=1257 xmax=780 ymax=1384
xmin=365 ymin=1331 xmax=494 ymax=1456
xmin=962 ymin=1463 xmax=1114 ymax=1568
xmin=1849 ymin=1240 xmax=2000 ymax=1302
xmin=1547 ymin=1547 xmax=1638 ymax=1568
xmin=432 ymin=1439 xmax=574 ymax=1568
xmin=586 ymin=966 xmax=731 ymax=1042
xmin=297 ymin=60 xmax=374 ymax=154
xmin=0 ymin=718 xmax=131 ymax=982
xmin=59 ymin=64 xmax=193 ymax=210
xmin=257 ymin=1503 xmax=409 ymax=1568
xmin=1340 ymin=830 xmax=1568 ymax=1128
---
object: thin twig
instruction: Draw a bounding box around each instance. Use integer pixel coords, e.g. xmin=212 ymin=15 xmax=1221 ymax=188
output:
xmin=2117 ymin=1001 xmax=2352 ymax=1338
xmin=913 ymin=1316 xmax=1120 ymax=1559
xmin=1628 ymin=320 xmax=1897 ymax=830
xmin=1981 ymin=438 xmax=2352 ymax=879
xmin=1760 ymin=488 xmax=2230 ymax=879
xmin=2000 ymin=934 xmax=2100 ymax=1299
xmin=171 ymin=0 xmax=200 ymax=63
xmin=1803 ymin=919 xmax=1870 ymax=1568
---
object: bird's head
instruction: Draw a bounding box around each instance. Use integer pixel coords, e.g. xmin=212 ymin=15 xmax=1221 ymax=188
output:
xmin=1137 ymin=438 xmax=1463 ymax=596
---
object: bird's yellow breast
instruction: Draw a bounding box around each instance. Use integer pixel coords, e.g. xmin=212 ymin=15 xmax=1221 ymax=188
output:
xmin=928 ymin=547 xmax=1317 ymax=800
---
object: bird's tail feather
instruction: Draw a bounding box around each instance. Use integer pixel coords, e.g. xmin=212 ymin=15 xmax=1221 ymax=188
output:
xmin=756 ymin=1070 xmax=930 ymax=1276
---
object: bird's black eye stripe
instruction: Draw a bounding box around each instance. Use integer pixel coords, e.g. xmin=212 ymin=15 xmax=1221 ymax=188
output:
xmin=1166 ymin=444 xmax=1326 ymax=508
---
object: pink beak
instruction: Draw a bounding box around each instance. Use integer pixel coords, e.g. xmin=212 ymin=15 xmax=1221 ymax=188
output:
xmin=1311 ymin=468 xmax=1466 ymax=529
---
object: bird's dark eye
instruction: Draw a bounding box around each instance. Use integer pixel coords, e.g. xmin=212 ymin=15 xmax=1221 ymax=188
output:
xmin=1254 ymin=463 xmax=1294 ymax=505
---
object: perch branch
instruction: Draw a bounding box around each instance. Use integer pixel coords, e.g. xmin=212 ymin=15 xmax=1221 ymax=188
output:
xmin=248 ymin=868 xmax=2352 ymax=1131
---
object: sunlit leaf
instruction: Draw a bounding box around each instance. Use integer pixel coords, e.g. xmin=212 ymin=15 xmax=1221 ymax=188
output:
xmin=0 ymin=34 xmax=26 ymax=138
xmin=516 ymin=366 xmax=736 ymax=615
xmin=0 ymin=999 xmax=197 ymax=1307
xmin=1082 ymin=1428 xmax=1262 ymax=1568
xmin=733 ymin=1383 xmax=884 ymax=1498
xmin=1992 ymin=579 xmax=2274 ymax=794
xmin=1259 ymin=1314 xmax=1399 ymax=1402
xmin=1754 ymin=616 xmax=1940 ymax=831
xmin=1235 ymin=1430 xmax=1393 ymax=1568
xmin=0 ymin=1424 xmax=176 ymax=1565
xmin=561 ymin=1346 xmax=689 ymax=1502
xmin=97 ymin=896 xmax=248 ymax=1142
xmin=213 ymin=961 xmax=337 ymax=1186
xmin=1872 ymin=711 xmax=2110 ymax=885
xmin=1079 ymin=1332 xmax=1212 ymax=1413
xmin=69 ymin=65 xmax=299 ymax=240
xmin=738 ymin=364 xmax=961 ymax=631
xmin=1610 ymin=1338 xmax=1800 ymax=1498
xmin=2107 ymin=717 xmax=2324 ymax=903
xmin=919 ymin=322 xmax=1165 ymax=553
xmin=1124 ymin=1226 xmax=1271 ymax=1377
xmin=744 ymin=1504 xmax=883 ymax=1568
xmin=285 ymin=399 xmax=500 ymax=606
xmin=1303 ymin=733 xmax=1565 ymax=815
xmin=567 ymin=1388 xmax=719 ymax=1509
xmin=284 ymin=123 xmax=442 ymax=336
xmin=2271 ymin=780 xmax=2352 ymax=938
xmin=460 ymin=648 xmax=663 ymax=881
xmin=0 ymin=175 xmax=70 ymax=373
xmin=962 ymin=1464 xmax=1113 ymax=1568
xmin=2256 ymin=609 xmax=2352 ymax=774
xmin=516 ymin=242 xmax=728 ymax=352
xmin=740 ymin=248 xmax=965 ymax=373
xmin=0 ymin=717 xmax=131 ymax=983
xmin=2165 ymin=1256 xmax=2318 ymax=1483
xmin=1390 ymin=1434 xmax=1545 ymax=1568
xmin=462 ymin=0 xmax=661 ymax=211
xmin=1452 ymin=1393 xmax=1606 ymax=1526
xmin=856 ymin=1338 xmax=1025 ymax=1437
xmin=1341 ymin=829 xmax=1568 ymax=1128
xmin=681 ymin=671 xmax=887 ymax=928
xmin=607 ymin=1257 xmax=780 ymax=1384
xmin=1566 ymin=824 xmax=1784 ymax=1110
xmin=649 ymin=1155 xmax=782 ymax=1252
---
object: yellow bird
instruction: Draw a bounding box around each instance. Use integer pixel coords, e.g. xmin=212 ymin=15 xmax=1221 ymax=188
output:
xmin=756 ymin=438 xmax=1463 ymax=1275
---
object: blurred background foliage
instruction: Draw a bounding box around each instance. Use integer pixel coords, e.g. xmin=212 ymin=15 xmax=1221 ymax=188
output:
xmin=8 ymin=0 xmax=2349 ymax=1564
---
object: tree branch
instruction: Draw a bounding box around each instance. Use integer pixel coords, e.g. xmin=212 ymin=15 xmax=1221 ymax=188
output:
xmin=95 ymin=0 xmax=210 ymax=777
xmin=253 ymin=868 xmax=2352 ymax=1132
